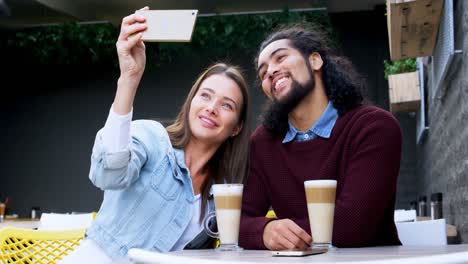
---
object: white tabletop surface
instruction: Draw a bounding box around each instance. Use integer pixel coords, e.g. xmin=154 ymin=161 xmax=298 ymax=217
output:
xmin=0 ymin=219 xmax=40 ymax=229
xmin=128 ymin=245 xmax=468 ymax=264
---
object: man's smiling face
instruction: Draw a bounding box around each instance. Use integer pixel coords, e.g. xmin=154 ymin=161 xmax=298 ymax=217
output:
xmin=257 ymin=39 xmax=314 ymax=102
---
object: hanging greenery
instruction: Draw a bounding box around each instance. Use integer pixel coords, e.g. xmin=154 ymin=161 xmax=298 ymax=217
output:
xmin=383 ymin=58 xmax=417 ymax=80
xmin=5 ymin=9 xmax=333 ymax=68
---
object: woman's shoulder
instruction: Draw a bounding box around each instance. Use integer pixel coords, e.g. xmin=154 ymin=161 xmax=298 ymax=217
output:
xmin=131 ymin=119 xmax=167 ymax=133
xmin=131 ymin=120 xmax=172 ymax=149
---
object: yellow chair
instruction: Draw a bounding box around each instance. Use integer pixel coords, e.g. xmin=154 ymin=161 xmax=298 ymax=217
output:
xmin=266 ymin=210 xmax=277 ymax=219
xmin=0 ymin=227 xmax=86 ymax=264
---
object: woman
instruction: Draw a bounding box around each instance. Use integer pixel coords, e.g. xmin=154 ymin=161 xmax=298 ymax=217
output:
xmin=61 ymin=8 xmax=250 ymax=263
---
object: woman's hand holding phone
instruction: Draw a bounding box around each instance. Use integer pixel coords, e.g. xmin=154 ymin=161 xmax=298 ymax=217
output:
xmin=116 ymin=7 xmax=149 ymax=81
xmin=113 ymin=6 xmax=149 ymax=115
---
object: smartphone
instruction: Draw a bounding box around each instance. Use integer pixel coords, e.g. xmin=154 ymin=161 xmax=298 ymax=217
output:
xmin=134 ymin=10 xmax=198 ymax=42
xmin=272 ymin=248 xmax=328 ymax=257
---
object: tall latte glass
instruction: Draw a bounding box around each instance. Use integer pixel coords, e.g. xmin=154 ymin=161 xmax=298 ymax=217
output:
xmin=304 ymin=180 xmax=337 ymax=249
xmin=203 ymin=184 xmax=243 ymax=251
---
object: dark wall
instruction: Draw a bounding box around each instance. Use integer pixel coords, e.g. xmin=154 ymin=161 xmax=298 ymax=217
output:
xmin=417 ymin=0 xmax=468 ymax=243
xmin=0 ymin=8 xmax=416 ymax=217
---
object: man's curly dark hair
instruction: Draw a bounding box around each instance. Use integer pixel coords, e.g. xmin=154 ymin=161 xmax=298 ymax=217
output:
xmin=256 ymin=24 xmax=365 ymax=116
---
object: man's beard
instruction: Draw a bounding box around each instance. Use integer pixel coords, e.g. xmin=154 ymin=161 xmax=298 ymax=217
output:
xmin=261 ymin=75 xmax=315 ymax=138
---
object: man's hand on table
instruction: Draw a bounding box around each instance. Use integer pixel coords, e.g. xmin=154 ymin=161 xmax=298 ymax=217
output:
xmin=263 ymin=219 xmax=312 ymax=250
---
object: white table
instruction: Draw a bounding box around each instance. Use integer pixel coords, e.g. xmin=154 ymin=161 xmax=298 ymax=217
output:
xmin=0 ymin=219 xmax=40 ymax=229
xmin=128 ymin=245 xmax=468 ymax=264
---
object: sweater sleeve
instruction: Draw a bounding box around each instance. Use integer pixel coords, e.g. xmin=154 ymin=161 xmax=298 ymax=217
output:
xmin=332 ymin=111 xmax=402 ymax=247
xmin=239 ymin=138 xmax=275 ymax=249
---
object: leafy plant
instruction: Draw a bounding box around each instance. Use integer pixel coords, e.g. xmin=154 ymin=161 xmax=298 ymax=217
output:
xmin=12 ymin=22 xmax=118 ymax=66
xmin=383 ymin=58 xmax=417 ymax=80
xmin=4 ymin=9 xmax=334 ymax=68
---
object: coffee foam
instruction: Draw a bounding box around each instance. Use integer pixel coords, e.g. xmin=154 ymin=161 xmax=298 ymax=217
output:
xmin=304 ymin=180 xmax=337 ymax=188
xmin=212 ymin=184 xmax=243 ymax=196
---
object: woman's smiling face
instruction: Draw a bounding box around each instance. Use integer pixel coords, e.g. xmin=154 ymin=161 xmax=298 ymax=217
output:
xmin=188 ymin=74 xmax=244 ymax=144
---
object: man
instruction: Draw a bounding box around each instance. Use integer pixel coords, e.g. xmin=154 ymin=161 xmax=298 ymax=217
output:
xmin=239 ymin=24 xmax=402 ymax=250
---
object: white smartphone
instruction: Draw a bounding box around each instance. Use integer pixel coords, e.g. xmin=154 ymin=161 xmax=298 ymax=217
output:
xmin=272 ymin=248 xmax=328 ymax=257
xmin=134 ymin=10 xmax=198 ymax=42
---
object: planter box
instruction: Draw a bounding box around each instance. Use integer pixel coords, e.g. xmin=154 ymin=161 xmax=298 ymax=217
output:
xmin=388 ymin=71 xmax=420 ymax=112
xmin=387 ymin=0 xmax=443 ymax=60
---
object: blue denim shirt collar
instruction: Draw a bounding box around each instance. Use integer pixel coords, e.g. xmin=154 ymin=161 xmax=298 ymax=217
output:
xmin=173 ymin=148 xmax=187 ymax=170
xmin=283 ymin=101 xmax=338 ymax=143
xmin=174 ymin=148 xmax=214 ymax=197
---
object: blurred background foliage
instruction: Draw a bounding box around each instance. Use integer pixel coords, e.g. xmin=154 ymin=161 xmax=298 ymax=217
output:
xmin=383 ymin=58 xmax=417 ymax=80
xmin=4 ymin=9 xmax=334 ymax=68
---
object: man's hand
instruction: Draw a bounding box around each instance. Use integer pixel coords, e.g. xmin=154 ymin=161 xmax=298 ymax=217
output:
xmin=263 ymin=219 xmax=312 ymax=250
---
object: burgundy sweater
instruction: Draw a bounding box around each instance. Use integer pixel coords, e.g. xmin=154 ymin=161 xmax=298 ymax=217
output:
xmin=239 ymin=105 xmax=402 ymax=249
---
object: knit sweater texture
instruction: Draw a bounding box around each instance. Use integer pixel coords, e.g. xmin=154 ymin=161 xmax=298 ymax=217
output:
xmin=239 ymin=105 xmax=402 ymax=249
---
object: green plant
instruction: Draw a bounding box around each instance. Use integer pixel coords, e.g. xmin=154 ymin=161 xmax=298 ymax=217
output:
xmin=11 ymin=22 xmax=118 ymax=65
xmin=383 ymin=58 xmax=417 ymax=80
xmin=4 ymin=9 xmax=334 ymax=68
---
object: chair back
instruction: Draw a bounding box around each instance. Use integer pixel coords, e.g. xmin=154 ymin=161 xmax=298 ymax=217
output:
xmin=0 ymin=227 xmax=86 ymax=264
xmin=39 ymin=213 xmax=94 ymax=231
xmin=396 ymin=218 xmax=447 ymax=245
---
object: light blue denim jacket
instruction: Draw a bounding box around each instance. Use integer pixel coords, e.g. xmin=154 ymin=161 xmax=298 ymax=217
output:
xmin=86 ymin=120 xmax=215 ymax=260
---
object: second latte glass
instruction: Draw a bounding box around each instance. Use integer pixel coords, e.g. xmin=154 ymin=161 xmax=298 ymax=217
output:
xmin=304 ymin=180 xmax=337 ymax=249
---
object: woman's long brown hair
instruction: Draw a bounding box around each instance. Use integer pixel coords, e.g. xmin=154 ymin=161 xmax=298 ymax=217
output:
xmin=166 ymin=63 xmax=250 ymax=221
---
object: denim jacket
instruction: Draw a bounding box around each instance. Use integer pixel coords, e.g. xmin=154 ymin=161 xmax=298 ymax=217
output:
xmin=86 ymin=120 xmax=215 ymax=260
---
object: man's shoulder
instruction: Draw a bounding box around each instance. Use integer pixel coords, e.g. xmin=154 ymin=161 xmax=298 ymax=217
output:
xmin=250 ymin=125 xmax=279 ymax=144
xmin=340 ymin=105 xmax=401 ymax=141
xmin=345 ymin=105 xmax=399 ymax=127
